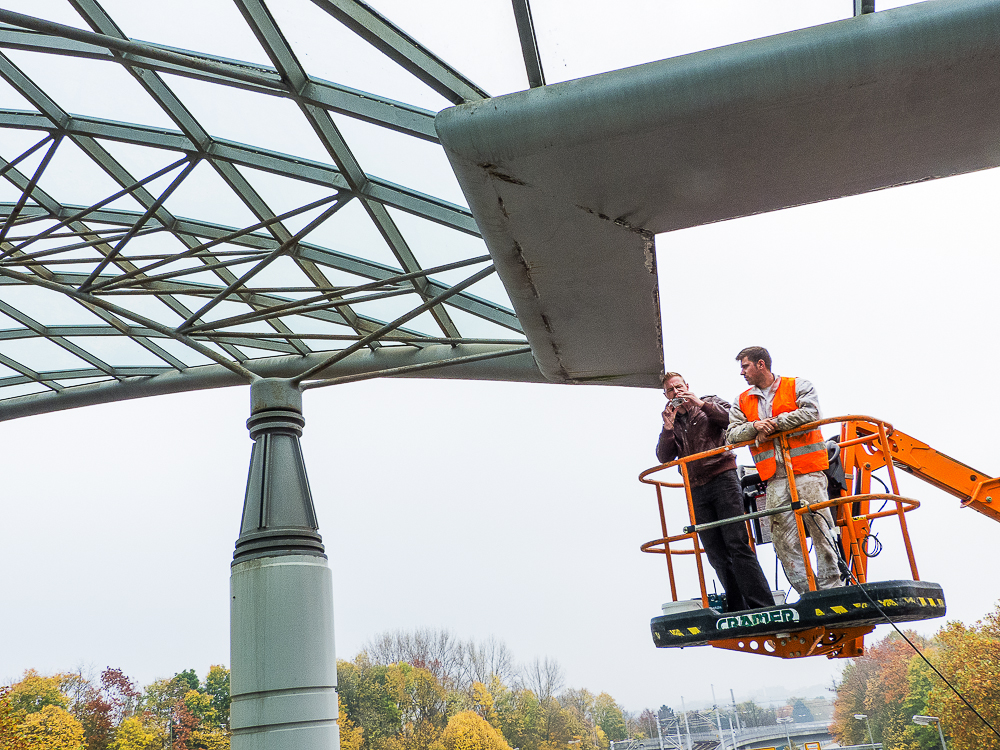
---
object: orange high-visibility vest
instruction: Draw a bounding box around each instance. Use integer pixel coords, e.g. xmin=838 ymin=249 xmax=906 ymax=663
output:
xmin=739 ymin=376 xmax=829 ymax=481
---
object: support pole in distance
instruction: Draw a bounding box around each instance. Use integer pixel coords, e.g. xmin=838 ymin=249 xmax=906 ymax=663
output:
xmin=230 ymin=378 xmax=338 ymax=750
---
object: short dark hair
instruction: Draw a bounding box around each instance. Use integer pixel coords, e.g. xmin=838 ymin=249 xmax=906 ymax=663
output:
xmin=736 ymin=346 xmax=771 ymax=370
xmin=662 ymin=371 xmax=685 ymax=385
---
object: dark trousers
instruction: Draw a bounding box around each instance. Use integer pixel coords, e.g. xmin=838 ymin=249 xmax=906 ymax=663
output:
xmin=691 ymin=468 xmax=774 ymax=611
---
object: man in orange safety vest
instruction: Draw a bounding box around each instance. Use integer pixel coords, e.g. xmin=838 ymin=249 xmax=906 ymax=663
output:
xmin=726 ymin=346 xmax=844 ymax=595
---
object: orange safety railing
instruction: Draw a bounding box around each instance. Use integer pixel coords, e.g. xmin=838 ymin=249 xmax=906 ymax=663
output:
xmin=639 ymin=416 xmax=922 ymax=609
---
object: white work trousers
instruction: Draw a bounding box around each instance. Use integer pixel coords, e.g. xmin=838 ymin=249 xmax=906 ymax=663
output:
xmin=766 ymin=471 xmax=843 ymax=594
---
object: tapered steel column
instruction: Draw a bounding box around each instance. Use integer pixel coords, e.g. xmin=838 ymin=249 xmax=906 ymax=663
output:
xmin=230 ymin=378 xmax=338 ymax=750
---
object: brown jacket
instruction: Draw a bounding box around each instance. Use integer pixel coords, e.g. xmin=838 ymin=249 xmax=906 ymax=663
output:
xmin=655 ymin=395 xmax=737 ymax=487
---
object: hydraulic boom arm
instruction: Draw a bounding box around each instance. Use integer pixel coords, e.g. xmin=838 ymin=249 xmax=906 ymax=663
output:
xmin=855 ymin=424 xmax=1000 ymax=523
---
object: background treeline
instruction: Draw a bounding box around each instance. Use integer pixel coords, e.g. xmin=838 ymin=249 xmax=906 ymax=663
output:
xmin=832 ymin=601 xmax=1000 ymax=750
xmin=0 ymin=665 xmax=230 ymax=750
xmin=3 ymin=626 xmax=807 ymax=750
xmin=338 ymin=628 xmax=628 ymax=750
xmin=339 ymin=628 xmax=789 ymax=750
xmin=0 ymin=629 xmax=640 ymax=750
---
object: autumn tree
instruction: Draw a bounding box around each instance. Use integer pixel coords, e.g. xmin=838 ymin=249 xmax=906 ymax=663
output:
xmin=431 ymin=711 xmax=511 ymax=750
xmin=469 ymin=682 xmax=500 ymax=729
xmin=923 ymin=613 xmax=1000 ymax=750
xmin=832 ymin=606 xmax=1000 ymax=750
xmin=136 ymin=668 xmax=230 ymax=750
xmin=341 ymin=704 xmax=365 ymax=750
xmin=169 ymin=701 xmax=201 ymax=750
xmin=0 ymin=686 xmax=27 ymax=750
xmin=18 ymin=705 xmax=86 ymax=750
xmin=69 ymin=667 xmax=143 ymax=750
xmin=832 ymin=632 xmax=926 ymax=747
xmin=7 ymin=670 xmax=69 ymax=717
xmin=109 ymin=717 xmax=157 ymax=750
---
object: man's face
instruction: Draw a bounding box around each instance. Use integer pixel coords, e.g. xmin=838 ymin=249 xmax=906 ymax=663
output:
xmin=739 ymin=357 xmax=767 ymax=387
xmin=663 ymin=376 xmax=687 ymax=400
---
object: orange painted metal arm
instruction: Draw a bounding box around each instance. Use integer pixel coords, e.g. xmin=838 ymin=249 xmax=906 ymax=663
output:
xmin=863 ymin=426 xmax=1000 ymax=523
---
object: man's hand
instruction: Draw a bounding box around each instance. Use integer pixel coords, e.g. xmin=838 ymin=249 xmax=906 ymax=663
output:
xmin=662 ymin=404 xmax=677 ymax=429
xmin=754 ymin=417 xmax=779 ymax=436
xmin=673 ymin=387 xmax=704 ymax=410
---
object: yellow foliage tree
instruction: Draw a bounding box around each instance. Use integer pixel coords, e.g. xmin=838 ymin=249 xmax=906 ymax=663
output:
xmin=191 ymin=726 xmax=230 ymax=750
xmin=1 ymin=687 xmax=27 ymax=750
xmin=17 ymin=704 xmax=85 ymax=750
xmin=341 ymin=704 xmax=364 ymax=750
xmin=431 ymin=711 xmax=512 ymax=750
xmin=470 ymin=683 xmax=499 ymax=730
xmin=109 ymin=716 xmax=157 ymax=750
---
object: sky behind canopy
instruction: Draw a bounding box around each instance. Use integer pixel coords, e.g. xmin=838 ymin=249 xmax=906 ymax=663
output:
xmin=4 ymin=0 xmax=998 ymax=716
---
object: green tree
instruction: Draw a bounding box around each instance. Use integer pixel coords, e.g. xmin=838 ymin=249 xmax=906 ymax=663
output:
xmin=203 ymin=667 xmax=230 ymax=730
xmin=492 ymin=681 xmax=540 ymax=750
xmin=174 ymin=671 xmax=200 ymax=694
xmin=337 ymin=657 xmax=404 ymax=750
xmin=592 ymin=693 xmax=626 ymax=742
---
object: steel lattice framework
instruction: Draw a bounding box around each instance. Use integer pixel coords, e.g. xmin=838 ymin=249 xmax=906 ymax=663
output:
xmin=0 ymin=0 xmax=547 ymax=419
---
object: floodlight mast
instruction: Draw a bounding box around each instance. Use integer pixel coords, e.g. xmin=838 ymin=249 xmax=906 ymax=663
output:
xmin=230 ymin=378 xmax=338 ymax=750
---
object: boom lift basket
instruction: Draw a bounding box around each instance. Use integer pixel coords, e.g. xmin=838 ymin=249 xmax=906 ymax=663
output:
xmin=639 ymin=416 xmax=953 ymax=659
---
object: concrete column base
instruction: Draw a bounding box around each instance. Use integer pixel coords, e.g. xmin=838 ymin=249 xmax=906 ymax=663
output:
xmin=230 ymin=554 xmax=339 ymax=750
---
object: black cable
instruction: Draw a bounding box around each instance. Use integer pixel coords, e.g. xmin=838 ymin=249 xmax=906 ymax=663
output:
xmin=810 ymin=510 xmax=1000 ymax=740
xmin=870 ymin=474 xmax=890 ymax=513
xmin=861 ymin=532 xmax=882 ymax=558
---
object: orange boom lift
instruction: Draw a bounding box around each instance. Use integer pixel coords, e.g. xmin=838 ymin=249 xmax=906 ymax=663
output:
xmin=639 ymin=416 xmax=1000 ymax=659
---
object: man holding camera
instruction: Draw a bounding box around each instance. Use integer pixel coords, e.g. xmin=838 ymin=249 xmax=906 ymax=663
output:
xmin=656 ymin=372 xmax=774 ymax=611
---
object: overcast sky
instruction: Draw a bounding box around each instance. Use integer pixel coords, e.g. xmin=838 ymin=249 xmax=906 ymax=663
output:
xmin=4 ymin=0 xmax=998 ymax=716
